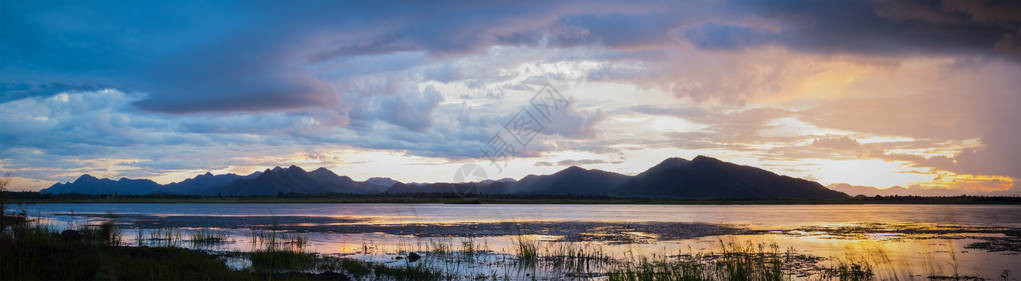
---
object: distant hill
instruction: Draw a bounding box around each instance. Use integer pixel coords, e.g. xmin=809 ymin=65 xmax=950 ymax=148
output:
xmin=40 ymin=174 xmax=161 ymax=195
xmin=512 ymin=166 xmax=629 ymax=195
xmin=385 ymin=181 xmax=514 ymax=195
xmin=825 ymin=183 xmax=1021 ymax=197
xmin=613 ymin=156 xmax=848 ymax=200
xmin=158 ymin=172 xmax=259 ymax=195
xmin=211 ymin=166 xmax=379 ymax=196
xmin=385 ymin=167 xmax=627 ymax=196
xmin=365 ymin=177 xmax=401 ymax=192
xmin=39 ymin=156 xmax=851 ymax=200
xmin=826 ymin=183 xmax=919 ymax=197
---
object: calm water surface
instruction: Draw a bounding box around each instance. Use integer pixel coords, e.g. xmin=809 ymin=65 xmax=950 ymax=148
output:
xmin=17 ymin=203 xmax=1021 ymax=227
xmin=14 ymin=203 xmax=1021 ymax=280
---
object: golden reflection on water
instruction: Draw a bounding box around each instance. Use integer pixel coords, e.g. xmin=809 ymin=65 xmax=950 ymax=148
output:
xmin=22 ymin=204 xmax=1021 ymax=279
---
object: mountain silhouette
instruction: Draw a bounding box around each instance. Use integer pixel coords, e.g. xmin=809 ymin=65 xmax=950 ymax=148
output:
xmin=512 ymin=166 xmax=629 ymax=195
xmin=385 ymin=181 xmax=514 ymax=195
xmin=40 ymin=174 xmax=161 ymax=195
xmin=158 ymin=171 xmax=259 ymax=195
xmin=211 ymin=166 xmax=378 ymax=196
xmin=365 ymin=178 xmax=400 ymax=189
xmin=612 ymin=156 xmax=848 ymax=200
xmin=40 ymin=156 xmax=850 ymax=200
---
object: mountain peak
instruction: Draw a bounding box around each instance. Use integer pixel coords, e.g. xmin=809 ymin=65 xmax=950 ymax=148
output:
xmin=644 ymin=158 xmax=690 ymax=174
xmin=309 ymin=167 xmax=338 ymax=177
xmin=691 ymin=155 xmax=720 ymax=163
xmin=557 ymin=166 xmax=587 ymax=175
xmin=615 ymin=156 xmax=848 ymax=200
xmin=47 ymin=174 xmax=160 ymax=195
xmin=366 ymin=177 xmax=400 ymax=188
xmin=74 ymin=174 xmax=99 ymax=183
xmin=287 ymin=165 xmax=305 ymax=173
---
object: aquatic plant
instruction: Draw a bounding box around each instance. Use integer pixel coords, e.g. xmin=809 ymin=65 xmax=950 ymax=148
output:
xmin=426 ymin=238 xmax=454 ymax=257
xmin=187 ymin=229 xmax=230 ymax=248
xmin=249 ymin=229 xmax=307 ymax=252
xmin=147 ymin=226 xmax=182 ymax=247
xmin=370 ymin=261 xmax=447 ymax=281
xmin=461 ymin=235 xmax=476 ymax=259
xmin=514 ymin=236 xmax=539 ymax=262
xmin=607 ymin=241 xmax=841 ymax=281
xmin=249 ymin=249 xmax=316 ymax=271
xmin=0 ymin=216 xmax=264 ymax=280
xmin=543 ymin=241 xmax=613 ymax=274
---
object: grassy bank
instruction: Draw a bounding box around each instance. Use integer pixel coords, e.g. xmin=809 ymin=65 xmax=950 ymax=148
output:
xmin=0 ymin=212 xmax=326 ymax=280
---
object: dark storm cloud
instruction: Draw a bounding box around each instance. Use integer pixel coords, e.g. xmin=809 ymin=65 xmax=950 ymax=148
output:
xmin=688 ymin=0 xmax=1021 ymax=59
xmin=4 ymin=0 xmax=1019 ymax=115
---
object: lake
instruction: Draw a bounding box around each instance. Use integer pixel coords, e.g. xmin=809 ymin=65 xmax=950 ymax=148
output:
xmin=12 ymin=203 xmax=1021 ymax=280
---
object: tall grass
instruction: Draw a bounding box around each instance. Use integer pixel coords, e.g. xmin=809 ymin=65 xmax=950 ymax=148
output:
xmin=543 ymin=241 xmax=613 ymax=274
xmin=460 ymin=235 xmax=476 ymax=260
xmin=606 ymin=241 xmax=876 ymax=281
xmin=0 ymin=213 xmax=262 ymax=280
xmin=514 ymin=236 xmax=539 ymax=262
xmin=145 ymin=226 xmax=182 ymax=247
xmin=247 ymin=229 xmax=315 ymax=271
xmin=428 ymin=238 xmax=453 ymax=256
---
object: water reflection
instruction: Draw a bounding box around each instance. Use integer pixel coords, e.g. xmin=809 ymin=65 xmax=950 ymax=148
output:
xmin=12 ymin=203 xmax=1021 ymax=280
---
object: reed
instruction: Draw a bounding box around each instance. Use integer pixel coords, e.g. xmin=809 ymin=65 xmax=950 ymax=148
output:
xmin=606 ymin=241 xmax=874 ymax=281
xmin=514 ymin=236 xmax=539 ymax=262
xmin=187 ymin=229 xmax=230 ymax=248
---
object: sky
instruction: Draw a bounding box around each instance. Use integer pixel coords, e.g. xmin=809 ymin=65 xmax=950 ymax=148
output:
xmin=1 ymin=0 xmax=1019 ymax=195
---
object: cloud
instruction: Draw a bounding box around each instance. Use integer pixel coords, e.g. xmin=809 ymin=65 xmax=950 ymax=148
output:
xmin=799 ymin=88 xmax=1021 ymax=179
xmin=356 ymin=85 xmax=444 ymax=131
xmin=811 ymin=136 xmax=861 ymax=150
xmin=556 ymin=159 xmax=611 ymax=166
xmin=540 ymin=106 xmax=606 ymax=139
xmin=703 ymin=0 xmax=1021 ymax=59
xmin=6 ymin=0 xmax=1019 ymax=116
xmin=533 ymin=159 xmax=613 ymax=167
xmin=2 ymin=0 xmax=1020 ymax=192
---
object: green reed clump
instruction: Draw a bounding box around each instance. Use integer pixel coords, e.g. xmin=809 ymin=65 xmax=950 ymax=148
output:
xmin=249 ymin=250 xmax=317 ymax=270
xmin=606 ymin=241 xmax=885 ymax=281
xmin=514 ymin=236 xmax=539 ymax=262
xmin=249 ymin=229 xmax=306 ymax=250
xmin=147 ymin=226 xmax=182 ymax=247
xmin=608 ymin=241 xmax=800 ymax=281
xmin=461 ymin=235 xmax=476 ymax=259
xmin=716 ymin=241 xmax=785 ymax=281
xmin=370 ymin=261 xmax=446 ymax=281
xmin=187 ymin=229 xmax=230 ymax=248
xmin=101 ymin=214 xmax=120 ymax=244
xmin=428 ymin=238 xmax=453 ymax=256
xmin=544 ymin=242 xmax=613 ymax=273
xmin=0 ymin=214 xmax=264 ymax=280
xmin=340 ymin=258 xmax=373 ymax=279
xmin=607 ymin=253 xmax=710 ymax=281
xmin=188 ymin=229 xmax=229 ymax=242
xmin=248 ymin=229 xmax=316 ymax=271
xmin=832 ymin=261 xmax=873 ymax=281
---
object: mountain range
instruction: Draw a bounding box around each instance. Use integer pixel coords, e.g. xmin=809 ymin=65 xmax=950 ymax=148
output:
xmin=825 ymin=183 xmax=1021 ymax=197
xmin=39 ymin=155 xmax=850 ymax=200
